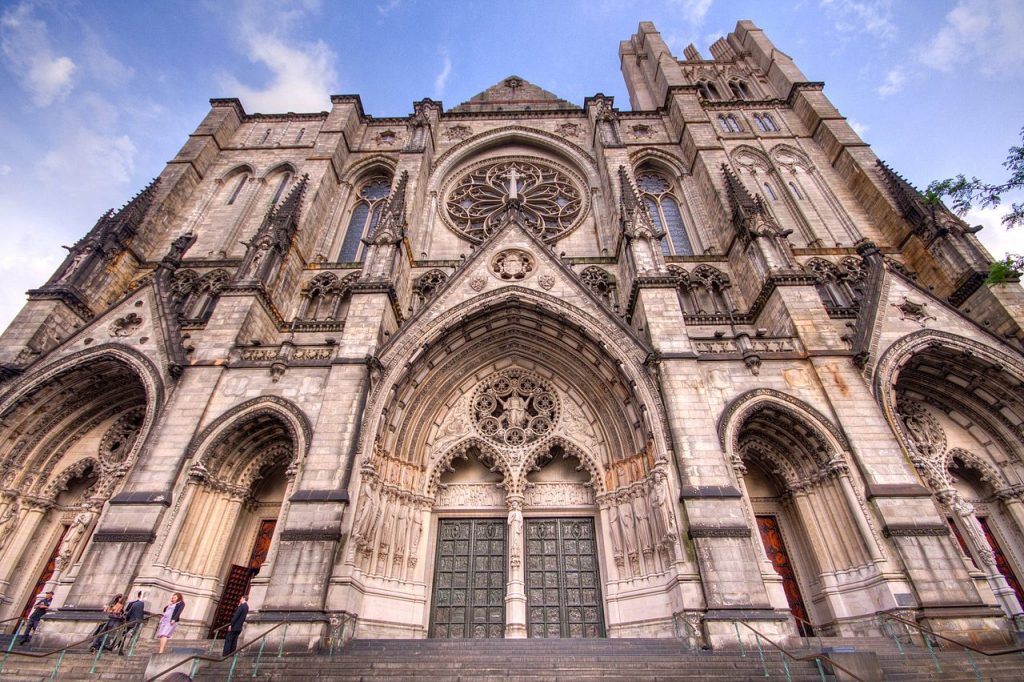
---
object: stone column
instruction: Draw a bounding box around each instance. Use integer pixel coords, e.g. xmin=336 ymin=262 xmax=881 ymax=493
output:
xmin=504 ymin=495 xmax=527 ymax=638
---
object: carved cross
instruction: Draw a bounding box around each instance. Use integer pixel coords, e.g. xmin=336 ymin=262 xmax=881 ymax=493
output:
xmin=503 ymin=167 xmax=522 ymax=201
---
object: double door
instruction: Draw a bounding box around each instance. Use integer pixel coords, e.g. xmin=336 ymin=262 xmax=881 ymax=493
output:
xmin=429 ymin=517 xmax=605 ymax=639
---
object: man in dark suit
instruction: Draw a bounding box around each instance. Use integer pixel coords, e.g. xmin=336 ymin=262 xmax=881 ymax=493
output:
xmin=222 ymin=595 xmax=248 ymax=656
xmin=118 ymin=591 xmax=146 ymax=655
xmin=18 ymin=590 xmax=54 ymax=645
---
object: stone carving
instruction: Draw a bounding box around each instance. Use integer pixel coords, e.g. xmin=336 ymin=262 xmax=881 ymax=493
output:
xmin=900 ymin=400 xmax=947 ymax=458
xmin=630 ymin=124 xmax=653 ymax=138
xmin=445 ymin=125 xmax=472 ymax=141
xmin=109 ymin=313 xmax=142 ymax=337
xmin=292 ymin=347 xmax=334 ymax=361
xmin=469 ymin=275 xmax=487 ymax=292
xmin=555 ymin=122 xmax=581 ymax=138
xmin=240 ymin=348 xmax=281 ymax=361
xmin=508 ymin=506 xmax=524 ymax=567
xmin=373 ymin=129 xmax=399 ymax=145
xmin=538 ymin=274 xmax=555 ymax=290
xmin=99 ymin=409 xmax=144 ymax=464
xmin=525 ymin=482 xmax=593 ymax=507
xmin=54 ymin=510 xmax=93 ymax=571
xmin=0 ymin=500 xmax=20 ymax=552
xmin=436 ymin=483 xmax=504 ymax=508
xmin=892 ymin=296 xmax=936 ymax=326
xmin=472 ymin=368 xmax=558 ymax=448
xmin=444 ymin=158 xmax=584 ymax=243
xmin=491 ymin=249 xmax=535 ymax=281
xmin=432 ymin=394 xmax=473 ymax=455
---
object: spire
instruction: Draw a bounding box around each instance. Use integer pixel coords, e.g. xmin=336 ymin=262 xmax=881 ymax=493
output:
xmin=617 ymin=166 xmax=658 ymax=236
xmin=271 ymin=173 xmax=309 ymax=225
xmin=876 ymin=160 xmax=971 ymax=239
xmin=721 ymin=163 xmax=757 ymax=219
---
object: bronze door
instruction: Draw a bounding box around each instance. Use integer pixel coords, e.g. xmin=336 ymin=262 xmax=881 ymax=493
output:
xmin=979 ymin=517 xmax=1024 ymax=609
xmin=209 ymin=519 xmax=276 ymax=636
xmin=526 ymin=518 xmax=605 ymax=638
xmin=429 ymin=519 xmax=506 ymax=638
xmin=756 ymin=515 xmax=813 ymax=636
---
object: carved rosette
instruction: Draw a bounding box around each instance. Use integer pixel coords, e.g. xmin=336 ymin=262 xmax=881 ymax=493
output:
xmin=471 ymin=369 xmax=558 ymax=450
xmin=443 ymin=157 xmax=586 ymax=243
xmin=491 ymin=249 xmax=535 ymax=281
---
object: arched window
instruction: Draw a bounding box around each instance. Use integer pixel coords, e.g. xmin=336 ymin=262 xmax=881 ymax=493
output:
xmin=298 ymin=272 xmax=357 ymax=324
xmin=763 ymin=182 xmax=778 ymax=201
xmin=413 ymin=269 xmax=449 ymax=312
xmin=268 ymin=172 xmax=293 ymax=207
xmin=226 ymin=174 xmax=248 ymax=205
xmin=760 ymin=113 xmax=779 ymax=132
xmin=339 ymin=175 xmax=392 ymax=262
xmin=754 ymin=114 xmax=768 ymax=133
xmin=697 ymin=80 xmax=721 ymax=101
xmin=788 ymin=181 xmax=804 ymax=199
xmin=729 ymin=79 xmax=752 ymax=100
xmin=718 ymin=114 xmax=742 ymax=133
xmin=675 ymin=265 xmax=732 ymax=315
xmin=806 ymin=258 xmax=863 ymax=313
xmin=176 ymin=269 xmax=229 ymax=323
xmin=580 ymin=266 xmax=617 ymax=309
xmin=636 ymin=169 xmax=694 ymax=256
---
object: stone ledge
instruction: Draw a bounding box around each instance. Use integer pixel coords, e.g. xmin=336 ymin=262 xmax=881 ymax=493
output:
xmin=689 ymin=523 xmax=750 ymax=538
xmin=92 ymin=531 xmax=156 ymax=543
xmin=290 ymin=489 xmax=349 ymax=503
xmin=865 ymin=482 xmax=932 ymax=499
xmin=703 ymin=608 xmax=789 ymax=621
xmin=109 ymin=491 xmax=172 ymax=506
xmin=279 ymin=529 xmax=342 ymax=542
xmin=679 ymin=485 xmax=743 ymax=499
xmin=882 ymin=522 xmax=948 ymax=537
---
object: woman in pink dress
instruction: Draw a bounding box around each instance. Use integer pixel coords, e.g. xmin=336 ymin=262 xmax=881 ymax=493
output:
xmin=156 ymin=593 xmax=184 ymax=654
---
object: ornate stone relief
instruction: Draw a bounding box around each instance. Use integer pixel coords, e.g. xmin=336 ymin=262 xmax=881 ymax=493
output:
xmin=555 ymin=122 xmax=581 ymax=138
xmin=538 ymin=274 xmax=555 ymax=290
xmin=892 ymin=296 xmax=936 ymax=326
xmin=373 ymin=129 xmax=399 ymax=145
xmin=630 ymin=124 xmax=653 ymax=138
xmin=445 ymin=125 xmax=472 ymax=142
xmin=444 ymin=157 xmax=585 ymax=243
xmin=110 ymin=313 xmax=142 ymax=337
xmin=436 ymin=482 xmax=505 ymax=508
xmin=469 ymin=275 xmax=487 ymax=292
xmin=471 ymin=368 xmax=559 ymax=448
xmin=491 ymin=250 xmax=535 ymax=281
xmin=525 ymin=482 xmax=593 ymax=507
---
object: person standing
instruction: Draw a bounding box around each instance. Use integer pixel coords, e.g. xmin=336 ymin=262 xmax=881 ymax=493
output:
xmin=156 ymin=593 xmax=184 ymax=654
xmin=118 ymin=591 xmax=146 ymax=655
xmin=90 ymin=593 xmax=125 ymax=651
xmin=17 ymin=590 xmax=54 ymax=645
xmin=222 ymin=595 xmax=248 ymax=656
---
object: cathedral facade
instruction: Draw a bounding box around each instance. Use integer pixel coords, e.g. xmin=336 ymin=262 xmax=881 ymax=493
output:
xmin=1 ymin=21 xmax=1023 ymax=648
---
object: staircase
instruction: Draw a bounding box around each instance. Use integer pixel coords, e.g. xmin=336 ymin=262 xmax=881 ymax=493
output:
xmin=1 ymin=635 xmax=1022 ymax=680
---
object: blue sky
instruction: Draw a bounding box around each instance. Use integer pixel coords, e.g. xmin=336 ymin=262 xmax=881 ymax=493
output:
xmin=0 ymin=0 xmax=1021 ymax=330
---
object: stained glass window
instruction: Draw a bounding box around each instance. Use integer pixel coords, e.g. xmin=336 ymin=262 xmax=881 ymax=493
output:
xmin=339 ymin=176 xmax=391 ymax=262
xmin=636 ymin=170 xmax=694 ymax=256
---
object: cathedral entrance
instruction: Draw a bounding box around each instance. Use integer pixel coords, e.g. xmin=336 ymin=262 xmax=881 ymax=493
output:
xmin=208 ymin=519 xmax=276 ymax=636
xmin=756 ymin=515 xmax=812 ymax=636
xmin=429 ymin=519 xmax=507 ymax=639
xmin=525 ymin=518 xmax=604 ymax=638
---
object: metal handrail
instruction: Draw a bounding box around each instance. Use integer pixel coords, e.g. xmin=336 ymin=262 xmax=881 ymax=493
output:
xmin=0 ymin=613 xmax=155 ymax=659
xmin=732 ymin=619 xmax=866 ymax=682
xmin=880 ymin=612 xmax=1024 ymax=658
xmin=143 ymin=619 xmax=292 ymax=682
xmin=788 ymin=612 xmax=824 ymax=651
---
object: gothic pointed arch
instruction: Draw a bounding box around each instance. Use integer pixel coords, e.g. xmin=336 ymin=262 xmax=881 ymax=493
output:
xmin=185 ymin=395 xmax=313 ymax=464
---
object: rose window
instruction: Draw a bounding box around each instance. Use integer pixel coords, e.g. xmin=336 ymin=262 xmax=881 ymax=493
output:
xmin=471 ymin=369 xmax=559 ymax=448
xmin=444 ymin=158 xmax=585 ymax=243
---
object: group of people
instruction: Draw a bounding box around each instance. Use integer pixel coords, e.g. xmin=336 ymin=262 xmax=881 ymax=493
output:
xmin=16 ymin=589 xmax=248 ymax=656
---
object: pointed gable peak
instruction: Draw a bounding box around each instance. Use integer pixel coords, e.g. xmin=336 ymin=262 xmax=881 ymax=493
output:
xmin=449 ymin=75 xmax=580 ymax=113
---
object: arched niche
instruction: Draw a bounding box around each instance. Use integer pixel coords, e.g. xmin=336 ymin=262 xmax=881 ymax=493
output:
xmin=158 ymin=398 xmax=310 ymax=635
xmin=0 ymin=346 xmax=160 ymax=618
xmin=721 ymin=390 xmax=884 ymax=634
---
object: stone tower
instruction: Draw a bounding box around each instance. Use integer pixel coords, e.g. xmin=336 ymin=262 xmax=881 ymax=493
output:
xmin=0 ymin=20 xmax=1022 ymax=649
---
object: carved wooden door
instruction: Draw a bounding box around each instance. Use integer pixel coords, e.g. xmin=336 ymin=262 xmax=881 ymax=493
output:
xmin=525 ymin=518 xmax=605 ymax=638
xmin=22 ymin=524 xmax=68 ymax=619
xmin=979 ymin=517 xmax=1024 ymax=609
xmin=209 ymin=519 xmax=276 ymax=636
xmin=756 ymin=515 xmax=813 ymax=636
xmin=429 ymin=519 xmax=506 ymax=638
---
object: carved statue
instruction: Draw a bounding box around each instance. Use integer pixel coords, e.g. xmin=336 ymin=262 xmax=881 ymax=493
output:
xmin=501 ymin=393 xmax=529 ymax=429
xmin=607 ymin=503 xmax=623 ymax=561
xmin=652 ymin=475 xmax=677 ymax=541
xmin=508 ymin=507 xmax=524 ymax=567
xmin=0 ymin=500 xmax=20 ymax=552
xmin=57 ymin=250 xmax=89 ymax=283
xmin=54 ymin=510 xmax=93 ymax=571
xmin=618 ymin=499 xmax=637 ymax=557
xmin=632 ymin=494 xmax=654 ymax=555
xmin=353 ymin=481 xmax=379 ymax=545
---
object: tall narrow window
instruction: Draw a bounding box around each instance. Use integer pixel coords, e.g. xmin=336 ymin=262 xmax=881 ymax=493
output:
xmin=636 ymin=169 xmax=694 ymax=256
xmin=698 ymin=80 xmax=721 ymax=101
xmin=754 ymin=114 xmax=768 ymax=132
xmin=764 ymin=182 xmax=778 ymax=201
xmin=269 ymin=173 xmax=292 ymax=207
xmin=761 ymin=113 xmax=779 ymax=132
xmin=226 ymin=174 xmax=247 ymax=205
xmin=788 ymin=181 xmax=804 ymax=199
xmin=260 ymin=128 xmax=272 ymax=144
xmin=339 ymin=176 xmax=392 ymax=262
xmin=294 ymin=127 xmax=306 ymax=143
xmin=729 ymin=79 xmax=752 ymax=100
xmin=718 ymin=114 xmax=742 ymax=133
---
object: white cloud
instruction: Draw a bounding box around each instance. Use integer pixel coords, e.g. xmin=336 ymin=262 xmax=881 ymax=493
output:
xmin=849 ymin=119 xmax=869 ymax=137
xmin=917 ymin=0 xmax=1024 ymax=75
xmin=377 ymin=0 xmax=402 ymax=17
xmin=0 ymin=164 xmax=11 ymax=176
xmin=81 ymin=32 xmax=134 ymax=86
xmin=877 ymin=68 xmax=905 ymax=97
xmin=670 ymin=0 xmax=713 ymax=24
xmin=37 ymin=130 xmax=136 ymax=193
xmin=219 ymin=1 xmax=337 ymax=113
xmin=0 ymin=2 xmax=76 ymax=107
xmin=820 ymin=0 xmax=897 ymax=41
xmin=433 ymin=52 xmax=452 ymax=100
xmin=968 ymin=204 xmax=1021 ymax=260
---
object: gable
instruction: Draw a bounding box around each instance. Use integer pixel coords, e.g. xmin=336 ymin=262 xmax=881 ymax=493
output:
xmin=449 ymin=75 xmax=580 ymax=113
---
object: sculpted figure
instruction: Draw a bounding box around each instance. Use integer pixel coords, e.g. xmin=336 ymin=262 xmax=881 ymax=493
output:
xmin=501 ymin=393 xmax=529 ymax=429
xmin=55 ymin=510 xmax=93 ymax=571
xmin=507 ymin=507 xmax=524 ymax=566
xmin=353 ymin=481 xmax=379 ymax=546
xmin=0 ymin=500 xmax=20 ymax=552
xmin=618 ymin=499 xmax=637 ymax=557
xmin=632 ymin=494 xmax=653 ymax=554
